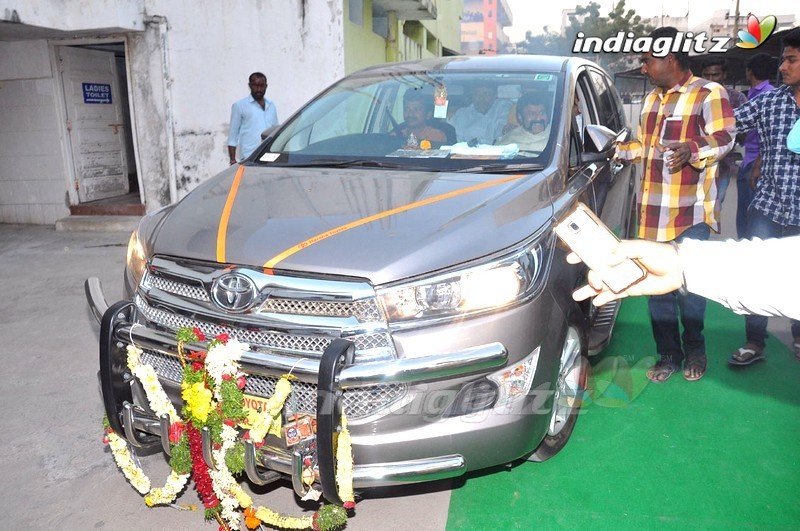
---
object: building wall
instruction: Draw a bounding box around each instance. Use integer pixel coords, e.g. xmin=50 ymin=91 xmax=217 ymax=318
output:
xmin=129 ymin=1 xmax=347 ymax=202
xmin=424 ymin=0 xmax=463 ymax=54
xmin=344 ymin=0 xmax=463 ymax=73
xmin=0 ymin=0 xmax=347 ymax=223
xmin=0 ymin=0 xmax=460 ymax=225
xmin=460 ymin=0 xmax=509 ymax=54
xmin=0 ymin=40 xmax=70 ymax=224
xmin=344 ymin=0 xmax=388 ymax=72
xmin=1 ymin=0 xmax=145 ymax=33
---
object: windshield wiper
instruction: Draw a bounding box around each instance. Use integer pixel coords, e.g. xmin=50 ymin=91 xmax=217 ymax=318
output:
xmin=278 ymin=159 xmax=432 ymax=170
xmin=454 ymin=163 xmax=545 ymax=174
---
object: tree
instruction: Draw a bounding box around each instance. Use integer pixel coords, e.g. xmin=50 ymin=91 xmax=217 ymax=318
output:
xmin=512 ymin=0 xmax=654 ymax=73
xmin=516 ymin=29 xmax=570 ymax=56
xmin=566 ymin=0 xmax=654 ymax=71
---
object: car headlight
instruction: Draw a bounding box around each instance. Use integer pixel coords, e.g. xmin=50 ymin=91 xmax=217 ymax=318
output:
xmin=377 ymin=233 xmax=552 ymax=326
xmin=126 ymin=229 xmax=149 ymax=287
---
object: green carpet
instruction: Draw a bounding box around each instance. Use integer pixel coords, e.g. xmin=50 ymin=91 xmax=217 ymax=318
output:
xmin=447 ymin=297 xmax=800 ymax=529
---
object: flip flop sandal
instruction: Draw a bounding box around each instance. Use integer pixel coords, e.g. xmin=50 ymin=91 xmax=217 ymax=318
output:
xmin=728 ymin=344 xmax=765 ymax=366
xmin=683 ymin=352 xmax=707 ymax=381
xmin=646 ymin=358 xmax=680 ymax=383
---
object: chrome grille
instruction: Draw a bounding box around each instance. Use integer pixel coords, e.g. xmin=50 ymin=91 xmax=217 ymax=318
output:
xmin=145 ymin=270 xmax=382 ymax=323
xmin=143 ymin=272 xmax=209 ymax=302
xmin=139 ymin=349 xmax=405 ymax=420
xmin=261 ymin=298 xmax=382 ymax=322
xmin=135 ymin=295 xmax=393 ymax=358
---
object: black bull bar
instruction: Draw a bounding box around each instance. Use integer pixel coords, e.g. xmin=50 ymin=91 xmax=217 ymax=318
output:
xmin=92 ymin=290 xmax=507 ymax=500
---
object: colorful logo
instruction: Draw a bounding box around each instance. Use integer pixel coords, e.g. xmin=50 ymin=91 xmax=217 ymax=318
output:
xmin=736 ymin=15 xmax=777 ymax=49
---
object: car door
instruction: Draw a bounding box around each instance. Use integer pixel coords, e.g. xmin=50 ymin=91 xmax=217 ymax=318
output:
xmin=583 ymin=67 xmax=635 ymax=238
xmin=554 ymin=69 xmax=610 ymax=221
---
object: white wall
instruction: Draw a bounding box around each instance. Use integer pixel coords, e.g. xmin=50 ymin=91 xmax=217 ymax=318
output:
xmin=1 ymin=0 xmax=145 ymax=32
xmin=0 ymin=40 xmax=70 ymax=224
xmin=0 ymin=0 xmax=348 ymax=223
xmin=135 ymin=0 xmax=348 ymax=199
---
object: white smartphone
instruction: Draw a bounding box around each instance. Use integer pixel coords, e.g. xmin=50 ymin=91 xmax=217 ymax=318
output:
xmin=555 ymin=203 xmax=646 ymax=294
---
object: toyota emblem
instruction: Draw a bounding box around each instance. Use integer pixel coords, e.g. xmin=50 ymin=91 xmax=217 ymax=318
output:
xmin=211 ymin=272 xmax=257 ymax=312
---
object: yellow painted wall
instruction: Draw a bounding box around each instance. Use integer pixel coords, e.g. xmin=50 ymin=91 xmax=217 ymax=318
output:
xmin=344 ymin=0 xmax=464 ymax=74
xmin=344 ymin=0 xmax=390 ymax=73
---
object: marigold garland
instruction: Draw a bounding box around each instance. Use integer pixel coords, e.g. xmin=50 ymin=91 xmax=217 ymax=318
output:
xmin=145 ymin=470 xmax=191 ymax=507
xmin=335 ymin=413 xmax=355 ymax=509
xmin=210 ymin=423 xmax=253 ymax=527
xmin=127 ymin=344 xmax=180 ymax=419
xmin=103 ymin=327 xmax=354 ymax=531
xmin=101 ymin=348 xmax=191 ymax=505
xmin=105 ymin=429 xmax=151 ymax=494
xmin=247 ymin=374 xmax=294 ymax=443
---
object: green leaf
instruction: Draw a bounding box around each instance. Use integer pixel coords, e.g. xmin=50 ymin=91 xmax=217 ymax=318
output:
xmin=170 ymin=435 xmax=192 ymax=475
xmin=176 ymin=327 xmax=199 ymax=343
xmin=225 ymin=442 xmax=246 ymax=475
xmin=314 ymin=504 xmax=348 ymax=531
xmin=219 ymin=380 xmax=246 ymax=420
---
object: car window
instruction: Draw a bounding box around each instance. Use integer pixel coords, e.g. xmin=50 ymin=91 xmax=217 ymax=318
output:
xmin=260 ymin=70 xmax=565 ymax=171
xmin=588 ymin=69 xmax=620 ymax=131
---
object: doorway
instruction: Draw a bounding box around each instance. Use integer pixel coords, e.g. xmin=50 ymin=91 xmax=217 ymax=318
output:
xmin=56 ymin=42 xmax=143 ymax=215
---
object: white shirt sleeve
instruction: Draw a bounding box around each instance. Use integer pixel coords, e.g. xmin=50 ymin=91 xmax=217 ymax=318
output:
xmin=679 ymin=236 xmax=800 ymax=320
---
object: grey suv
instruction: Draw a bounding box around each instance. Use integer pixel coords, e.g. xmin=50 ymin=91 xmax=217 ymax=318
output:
xmin=87 ymin=54 xmax=637 ymax=502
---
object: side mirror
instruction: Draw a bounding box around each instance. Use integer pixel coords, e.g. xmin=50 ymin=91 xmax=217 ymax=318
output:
xmin=581 ymin=124 xmax=622 ymax=162
xmin=583 ymin=124 xmax=618 ymax=153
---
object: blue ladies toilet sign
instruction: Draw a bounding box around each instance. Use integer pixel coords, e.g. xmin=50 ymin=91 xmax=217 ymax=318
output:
xmin=82 ymin=83 xmax=112 ymax=104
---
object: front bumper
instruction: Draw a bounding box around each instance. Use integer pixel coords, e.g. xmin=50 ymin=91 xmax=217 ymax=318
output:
xmin=87 ymin=277 xmax=509 ymax=496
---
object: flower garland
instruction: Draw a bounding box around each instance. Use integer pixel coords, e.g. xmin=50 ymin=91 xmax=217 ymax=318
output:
xmin=103 ymin=327 xmax=354 ymax=531
xmin=100 ymin=344 xmax=192 ymax=505
xmin=104 ymin=427 xmax=150 ymax=494
xmin=247 ymin=374 xmax=293 ymax=443
xmin=210 ymin=423 xmax=253 ymax=526
xmin=335 ymin=414 xmax=356 ymax=509
xmin=127 ymin=343 xmax=180 ymax=419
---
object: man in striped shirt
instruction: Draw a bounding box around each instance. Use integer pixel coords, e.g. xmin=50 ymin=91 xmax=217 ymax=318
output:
xmin=728 ymin=27 xmax=800 ymax=366
xmin=617 ymin=27 xmax=735 ymax=383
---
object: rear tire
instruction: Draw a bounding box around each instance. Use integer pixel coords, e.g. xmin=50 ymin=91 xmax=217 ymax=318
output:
xmin=528 ymin=325 xmax=587 ymax=462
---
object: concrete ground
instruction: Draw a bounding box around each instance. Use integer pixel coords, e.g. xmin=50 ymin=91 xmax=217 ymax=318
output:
xmin=0 ymin=224 xmax=451 ymax=530
xmin=0 ymin=176 xmax=791 ymax=530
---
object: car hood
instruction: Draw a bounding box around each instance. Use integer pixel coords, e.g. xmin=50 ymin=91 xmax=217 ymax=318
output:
xmin=151 ymin=164 xmax=554 ymax=285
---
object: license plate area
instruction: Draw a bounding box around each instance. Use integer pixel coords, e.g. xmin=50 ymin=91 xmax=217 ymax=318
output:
xmin=242 ymin=393 xmax=316 ymax=447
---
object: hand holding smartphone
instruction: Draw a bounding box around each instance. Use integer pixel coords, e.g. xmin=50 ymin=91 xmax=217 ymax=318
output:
xmin=555 ymin=203 xmax=646 ymax=294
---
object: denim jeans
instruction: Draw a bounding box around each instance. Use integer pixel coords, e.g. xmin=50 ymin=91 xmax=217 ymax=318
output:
xmin=716 ymin=169 xmax=731 ymax=205
xmin=716 ymin=152 xmax=736 ymax=205
xmin=648 ymin=223 xmax=711 ymax=362
xmin=743 ymin=209 xmax=800 ymax=346
xmin=736 ymin=161 xmax=756 ymax=239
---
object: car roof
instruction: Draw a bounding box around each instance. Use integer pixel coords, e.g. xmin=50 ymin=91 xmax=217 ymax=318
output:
xmin=349 ymin=54 xmax=594 ymax=77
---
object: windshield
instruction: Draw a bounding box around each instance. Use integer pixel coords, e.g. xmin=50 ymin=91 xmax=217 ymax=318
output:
xmin=256 ymin=69 xmax=564 ymax=172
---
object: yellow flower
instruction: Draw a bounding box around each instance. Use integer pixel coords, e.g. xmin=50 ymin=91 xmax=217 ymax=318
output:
xmin=126 ymin=344 xmax=143 ymax=371
xmin=249 ymin=375 xmax=293 ymax=443
xmin=335 ymin=413 xmax=354 ymax=504
xmin=182 ymin=382 xmax=213 ymax=424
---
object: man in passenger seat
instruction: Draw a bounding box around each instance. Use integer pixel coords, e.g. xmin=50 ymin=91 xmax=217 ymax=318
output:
xmin=496 ymin=93 xmax=551 ymax=153
xmin=449 ymin=81 xmax=513 ymax=145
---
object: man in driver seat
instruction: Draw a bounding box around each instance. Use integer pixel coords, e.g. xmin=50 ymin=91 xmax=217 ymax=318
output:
xmin=395 ymin=90 xmax=449 ymax=148
xmin=497 ymin=93 xmax=551 ymax=153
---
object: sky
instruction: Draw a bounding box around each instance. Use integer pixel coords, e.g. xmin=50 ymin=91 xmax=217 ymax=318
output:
xmin=503 ymin=0 xmax=793 ymax=41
